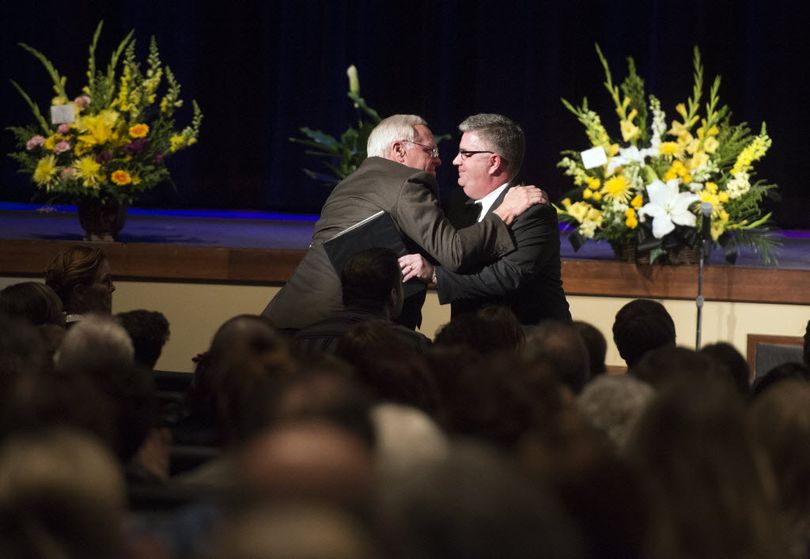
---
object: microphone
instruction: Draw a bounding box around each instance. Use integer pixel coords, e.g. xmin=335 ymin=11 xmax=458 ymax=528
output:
xmin=700 ymin=202 xmax=713 ymax=239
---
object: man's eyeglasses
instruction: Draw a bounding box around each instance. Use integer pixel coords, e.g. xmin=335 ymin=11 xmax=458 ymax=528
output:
xmin=457 ymin=149 xmax=495 ymax=160
xmin=404 ymin=140 xmax=440 ymax=158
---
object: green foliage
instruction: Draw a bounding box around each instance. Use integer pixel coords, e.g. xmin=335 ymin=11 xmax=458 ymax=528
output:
xmin=290 ymin=66 xmax=381 ymax=186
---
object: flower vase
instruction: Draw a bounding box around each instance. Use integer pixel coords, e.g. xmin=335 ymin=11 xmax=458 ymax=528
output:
xmin=76 ymin=197 xmax=128 ymax=242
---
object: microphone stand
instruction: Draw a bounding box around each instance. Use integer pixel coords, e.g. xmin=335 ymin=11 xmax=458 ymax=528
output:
xmin=695 ymin=203 xmax=712 ymax=350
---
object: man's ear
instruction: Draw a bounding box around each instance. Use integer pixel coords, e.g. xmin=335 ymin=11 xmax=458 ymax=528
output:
xmin=390 ymin=141 xmax=407 ymax=164
xmin=488 ymin=154 xmax=506 ymax=177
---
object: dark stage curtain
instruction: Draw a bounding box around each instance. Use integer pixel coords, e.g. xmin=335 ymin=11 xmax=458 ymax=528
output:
xmin=1 ymin=0 xmax=807 ymax=228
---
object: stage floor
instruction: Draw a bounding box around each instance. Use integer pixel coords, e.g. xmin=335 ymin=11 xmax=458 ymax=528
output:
xmin=2 ymin=203 xmax=808 ymax=270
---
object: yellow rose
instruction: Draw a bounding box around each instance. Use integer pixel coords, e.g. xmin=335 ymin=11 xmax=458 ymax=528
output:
xmin=583 ymin=189 xmax=592 ymax=199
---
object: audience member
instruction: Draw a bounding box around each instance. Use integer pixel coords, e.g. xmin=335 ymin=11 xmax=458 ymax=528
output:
xmin=371 ymin=402 xmax=448 ymax=483
xmin=116 ymin=309 xmax=171 ymax=370
xmin=631 ymin=345 xmax=733 ymax=392
xmin=45 ymin=245 xmax=115 ymax=325
xmin=626 ymin=378 xmax=786 ymax=559
xmin=699 ymin=341 xmax=752 ymax=396
xmin=210 ymin=503 xmax=376 ymax=559
xmin=750 ymin=361 xmax=810 ymax=400
xmin=524 ymin=319 xmax=590 ymax=394
xmin=54 ymin=313 xmax=134 ymax=373
xmin=295 ymin=248 xmax=428 ymax=354
xmin=612 ymin=299 xmax=676 ymax=369
xmin=0 ymin=281 xmax=65 ymax=327
xmin=378 ymin=441 xmax=584 ymax=559
xmin=577 ymin=374 xmax=655 ymax=450
xmin=803 ymin=319 xmax=810 ymax=367
xmin=748 ymin=380 xmax=810 ymax=557
xmin=573 ymin=320 xmax=607 ymax=377
xmin=434 ymin=305 xmax=525 ymax=354
xmin=0 ymin=428 xmax=126 ymax=559
xmin=336 ymin=320 xmax=438 ymax=413
xmin=236 ymin=420 xmax=375 ymax=514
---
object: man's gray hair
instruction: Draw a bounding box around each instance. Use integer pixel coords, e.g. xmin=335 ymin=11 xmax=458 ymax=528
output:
xmin=367 ymin=114 xmax=428 ymax=158
xmin=459 ymin=113 xmax=524 ymax=175
xmin=55 ymin=313 xmax=134 ymax=369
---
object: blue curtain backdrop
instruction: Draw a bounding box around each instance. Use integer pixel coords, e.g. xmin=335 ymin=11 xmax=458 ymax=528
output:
xmin=1 ymin=0 xmax=807 ymax=228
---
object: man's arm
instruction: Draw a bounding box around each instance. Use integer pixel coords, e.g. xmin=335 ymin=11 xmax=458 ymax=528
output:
xmin=392 ymin=174 xmax=545 ymax=272
xmin=401 ymin=205 xmax=558 ymax=301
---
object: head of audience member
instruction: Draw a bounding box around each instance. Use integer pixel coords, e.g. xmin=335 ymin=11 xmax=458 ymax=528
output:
xmin=524 ymin=320 xmax=590 ymax=394
xmin=340 ymin=248 xmax=403 ymax=320
xmin=453 ymin=113 xmax=524 ymax=201
xmin=378 ymin=441 xmax=584 ymax=559
xmin=270 ymin=367 xmax=376 ymax=450
xmin=54 ymin=313 xmax=134 ymax=376
xmin=573 ymin=320 xmax=607 ymax=377
xmin=236 ymin=420 xmax=375 ymax=514
xmin=0 ymin=311 xmax=51 ymax=381
xmin=440 ymin=353 xmax=564 ymax=450
xmin=699 ymin=342 xmax=752 ymax=396
xmin=336 ymin=320 xmax=438 ymax=413
xmin=210 ymin=503 xmax=376 ymax=559
xmin=631 ymin=345 xmax=733 ymax=393
xmin=116 ymin=309 xmax=170 ymax=369
xmin=803 ymin=319 xmax=810 ymax=367
xmin=750 ymin=360 xmax=810 ymax=400
xmin=626 ymin=377 xmax=785 ymax=559
xmin=0 ymin=428 xmax=126 ymax=559
xmin=0 ymin=281 xmax=65 ymax=328
xmin=45 ymin=245 xmax=115 ymax=317
xmin=366 ymin=114 xmax=440 ymax=176
xmin=434 ymin=306 xmax=525 ymax=354
xmin=612 ymin=299 xmax=676 ymax=369
xmin=371 ymin=402 xmax=449 ymax=483
xmin=191 ymin=314 xmax=297 ymax=445
xmin=577 ymin=374 xmax=655 ymax=451
xmin=749 ymin=381 xmax=810 ymax=529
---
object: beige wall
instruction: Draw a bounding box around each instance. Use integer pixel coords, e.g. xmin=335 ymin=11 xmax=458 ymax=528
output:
xmin=2 ymin=276 xmax=807 ymax=373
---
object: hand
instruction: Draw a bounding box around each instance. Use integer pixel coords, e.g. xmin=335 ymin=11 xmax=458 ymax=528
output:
xmin=492 ymin=185 xmax=547 ymax=225
xmin=398 ymin=254 xmax=434 ymax=283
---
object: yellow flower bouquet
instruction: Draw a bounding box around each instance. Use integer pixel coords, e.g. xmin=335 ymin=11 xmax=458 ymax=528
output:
xmin=8 ymin=21 xmax=202 ymax=206
xmin=557 ymin=46 xmax=778 ymax=264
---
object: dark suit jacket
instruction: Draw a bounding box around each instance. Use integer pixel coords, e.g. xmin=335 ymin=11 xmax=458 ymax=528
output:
xmin=435 ymin=185 xmax=571 ymax=324
xmin=263 ymin=157 xmax=516 ymax=330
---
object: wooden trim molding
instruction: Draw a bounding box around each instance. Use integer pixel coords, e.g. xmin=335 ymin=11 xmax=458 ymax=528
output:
xmin=1 ymin=239 xmax=809 ymax=305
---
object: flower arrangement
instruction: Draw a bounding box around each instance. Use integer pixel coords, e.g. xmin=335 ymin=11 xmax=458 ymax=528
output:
xmin=556 ymin=45 xmax=778 ymax=264
xmin=8 ymin=21 xmax=202 ymax=206
xmin=291 ymin=65 xmax=381 ymax=185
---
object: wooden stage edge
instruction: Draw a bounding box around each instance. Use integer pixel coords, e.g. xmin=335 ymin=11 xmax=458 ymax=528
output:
xmin=1 ymin=239 xmax=808 ymax=306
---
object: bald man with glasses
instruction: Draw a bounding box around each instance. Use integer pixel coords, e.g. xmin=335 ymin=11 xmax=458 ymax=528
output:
xmin=400 ymin=113 xmax=570 ymax=325
xmin=262 ymin=114 xmax=546 ymax=331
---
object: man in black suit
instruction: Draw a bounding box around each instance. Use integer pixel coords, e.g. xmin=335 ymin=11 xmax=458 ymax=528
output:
xmin=401 ymin=113 xmax=570 ymax=324
xmin=262 ymin=114 xmax=546 ymax=332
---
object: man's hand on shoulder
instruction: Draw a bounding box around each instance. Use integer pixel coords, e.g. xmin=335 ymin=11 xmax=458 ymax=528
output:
xmin=492 ymin=185 xmax=548 ymax=225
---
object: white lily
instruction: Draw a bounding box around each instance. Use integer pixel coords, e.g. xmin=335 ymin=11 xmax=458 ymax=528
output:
xmin=638 ymin=179 xmax=700 ymax=238
xmin=606 ymin=145 xmax=657 ymax=175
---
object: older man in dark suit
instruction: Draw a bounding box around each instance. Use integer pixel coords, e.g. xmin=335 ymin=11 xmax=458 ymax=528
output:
xmin=401 ymin=114 xmax=570 ymax=324
xmin=262 ymin=114 xmax=545 ymax=331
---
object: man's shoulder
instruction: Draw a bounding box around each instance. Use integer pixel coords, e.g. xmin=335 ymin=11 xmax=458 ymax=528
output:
xmin=354 ymin=157 xmax=436 ymax=185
